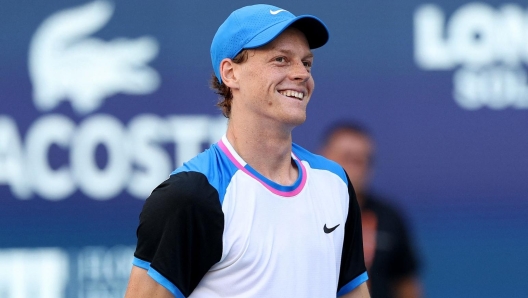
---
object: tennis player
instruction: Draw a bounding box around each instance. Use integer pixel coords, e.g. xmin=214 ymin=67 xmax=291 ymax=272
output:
xmin=125 ymin=4 xmax=370 ymax=297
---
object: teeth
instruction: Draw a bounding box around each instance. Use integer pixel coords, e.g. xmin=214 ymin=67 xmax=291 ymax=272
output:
xmin=279 ymin=90 xmax=304 ymax=99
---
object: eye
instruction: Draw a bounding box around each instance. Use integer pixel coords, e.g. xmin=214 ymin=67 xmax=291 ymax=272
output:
xmin=303 ymin=61 xmax=312 ymax=68
xmin=274 ymin=56 xmax=286 ymax=63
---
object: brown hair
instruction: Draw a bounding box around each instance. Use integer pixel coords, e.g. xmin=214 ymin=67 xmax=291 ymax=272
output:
xmin=210 ymin=50 xmax=249 ymax=118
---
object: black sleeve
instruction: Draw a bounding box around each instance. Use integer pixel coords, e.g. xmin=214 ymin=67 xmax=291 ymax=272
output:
xmin=337 ymin=173 xmax=367 ymax=292
xmin=134 ymin=171 xmax=224 ymax=297
xmin=388 ymin=208 xmax=419 ymax=279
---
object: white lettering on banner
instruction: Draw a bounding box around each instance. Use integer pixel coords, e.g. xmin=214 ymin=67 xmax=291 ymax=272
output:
xmin=76 ymin=246 xmax=134 ymax=297
xmin=0 ymin=246 xmax=135 ymax=298
xmin=127 ymin=115 xmax=172 ymax=199
xmin=0 ymin=117 xmax=30 ymax=199
xmin=414 ymin=2 xmax=528 ymax=110
xmin=28 ymin=0 xmax=160 ymax=115
xmin=26 ymin=115 xmax=76 ymax=200
xmin=0 ymin=248 xmax=69 ymax=298
xmin=454 ymin=66 xmax=528 ymax=109
xmin=0 ymin=114 xmax=227 ymax=201
xmin=72 ymin=115 xmax=130 ymax=200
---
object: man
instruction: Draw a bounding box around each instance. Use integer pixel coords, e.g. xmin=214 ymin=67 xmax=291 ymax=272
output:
xmin=125 ymin=4 xmax=370 ymax=298
xmin=320 ymin=122 xmax=422 ymax=298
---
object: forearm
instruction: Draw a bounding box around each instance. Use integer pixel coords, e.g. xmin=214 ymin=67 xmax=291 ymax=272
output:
xmin=124 ymin=266 xmax=173 ymax=298
xmin=339 ymin=282 xmax=370 ymax=298
xmin=394 ymin=276 xmax=422 ymax=298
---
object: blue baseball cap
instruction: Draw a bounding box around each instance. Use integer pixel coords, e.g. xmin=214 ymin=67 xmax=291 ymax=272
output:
xmin=211 ymin=4 xmax=329 ymax=82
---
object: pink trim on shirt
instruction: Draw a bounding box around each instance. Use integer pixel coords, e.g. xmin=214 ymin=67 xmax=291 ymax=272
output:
xmin=218 ymin=139 xmax=307 ymax=197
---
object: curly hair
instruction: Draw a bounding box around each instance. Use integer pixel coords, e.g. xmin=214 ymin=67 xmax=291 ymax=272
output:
xmin=210 ymin=50 xmax=249 ymax=118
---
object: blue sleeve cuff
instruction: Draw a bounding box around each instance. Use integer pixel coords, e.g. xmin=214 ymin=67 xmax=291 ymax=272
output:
xmin=337 ymin=271 xmax=369 ymax=296
xmin=132 ymin=257 xmax=150 ymax=270
xmin=132 ymin=257 xmax=186 ymax=298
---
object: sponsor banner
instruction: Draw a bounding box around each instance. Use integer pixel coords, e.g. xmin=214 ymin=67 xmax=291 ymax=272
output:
xmin=415 ymin=2 xmax=528 ymax=110
xmin=1 ymin=1 xmax=527 ymax=297
xmin=0 ymin=246 xmax=133 ymax=298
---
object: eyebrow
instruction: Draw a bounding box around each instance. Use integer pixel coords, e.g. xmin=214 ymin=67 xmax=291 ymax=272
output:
xmin=274 ymin=48 xmax=314 ymax=59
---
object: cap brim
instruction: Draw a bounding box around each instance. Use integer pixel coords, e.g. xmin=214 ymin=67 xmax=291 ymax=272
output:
xmin=244 ymin=15 xmax=329 ymax=50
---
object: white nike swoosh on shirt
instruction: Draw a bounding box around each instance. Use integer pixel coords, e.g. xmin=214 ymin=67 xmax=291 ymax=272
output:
xmin=270 ymin=9 xmax=287 ymax=15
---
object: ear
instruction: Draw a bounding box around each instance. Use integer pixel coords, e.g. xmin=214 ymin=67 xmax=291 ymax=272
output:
xmin=220 ymin=58 xmax=240 ymax=90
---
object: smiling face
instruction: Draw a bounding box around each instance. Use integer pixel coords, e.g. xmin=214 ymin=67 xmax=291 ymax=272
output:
xmin=230 ymin=27 xmax=315 ymax=129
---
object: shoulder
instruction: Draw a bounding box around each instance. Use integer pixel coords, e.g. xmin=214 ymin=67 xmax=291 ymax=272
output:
xmin=364 ymin=194 xmax=409 ymax=226
xmin=170 ymin=143 xmax=238 ymax=204
xmin=292 ymin=142 xmax=348 ymax=185
xmin=142 ymin=172 xmax=222 ymax=218
xmin=172 ymin=143 xmax=224 ymax=177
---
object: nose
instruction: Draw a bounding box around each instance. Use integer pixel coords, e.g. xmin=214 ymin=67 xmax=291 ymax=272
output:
xmin=289 ymin=60 xmax=311 ymax=82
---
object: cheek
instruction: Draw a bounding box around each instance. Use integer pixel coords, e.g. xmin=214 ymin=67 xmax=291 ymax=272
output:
xmin=246 ymin=69 xmax=274 ymax=90
xmin=307 ymin=77 xmax=315 ymax=94
xmin=239 ymin=71 xmax=265 ymax=94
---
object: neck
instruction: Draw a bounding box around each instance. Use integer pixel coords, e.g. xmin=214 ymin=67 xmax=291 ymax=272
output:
xmin=225 ymin=117 xmax=298 ymax=186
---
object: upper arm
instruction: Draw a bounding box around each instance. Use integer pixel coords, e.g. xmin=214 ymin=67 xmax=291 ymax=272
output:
xmin=125 ymin=266 xmax=173 ymax=298
xmin=338 ymin=283 xmax=371 ymax=298
xmin=337 ymin=172 xmax=368 ymax=295
xmin=131 ymin=172 xmax=224 ymax=297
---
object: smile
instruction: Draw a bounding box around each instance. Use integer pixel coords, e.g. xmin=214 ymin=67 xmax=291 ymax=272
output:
xmin=279 ymin=90 xmax=304 ymax=100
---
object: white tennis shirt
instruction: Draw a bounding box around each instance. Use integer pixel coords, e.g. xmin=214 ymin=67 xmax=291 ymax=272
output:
xmin=133 ymin=135 xmax=368 ymax=297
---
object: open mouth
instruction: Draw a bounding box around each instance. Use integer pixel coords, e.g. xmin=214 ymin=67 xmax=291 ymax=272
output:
xmin=279 ymin=90 xmax=304 ymax=100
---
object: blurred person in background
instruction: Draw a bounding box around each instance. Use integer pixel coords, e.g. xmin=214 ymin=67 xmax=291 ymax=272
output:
xmin=320 ymin=121 xmax=423 ymax=298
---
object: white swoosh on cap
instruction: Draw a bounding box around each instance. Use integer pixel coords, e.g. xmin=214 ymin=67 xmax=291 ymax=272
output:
xmin=270 ymin=9 xmax=286 ymax=15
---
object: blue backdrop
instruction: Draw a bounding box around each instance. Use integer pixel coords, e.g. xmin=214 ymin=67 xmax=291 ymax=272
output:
xmin=1 ymin=0 xmax=527 ymax=297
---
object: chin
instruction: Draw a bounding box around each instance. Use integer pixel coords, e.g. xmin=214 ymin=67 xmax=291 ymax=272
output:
xmin=284 ymin=114 xmax=307 ymax=127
